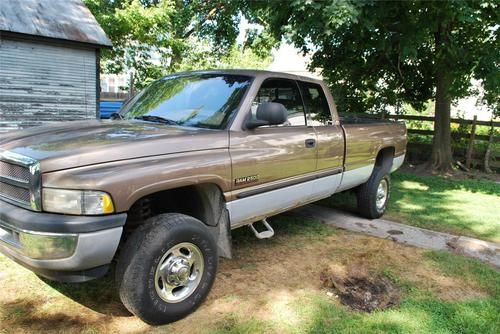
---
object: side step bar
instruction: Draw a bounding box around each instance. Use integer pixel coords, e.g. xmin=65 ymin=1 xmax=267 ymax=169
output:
xmin=249 ymin=219 xmax=274 ymax=239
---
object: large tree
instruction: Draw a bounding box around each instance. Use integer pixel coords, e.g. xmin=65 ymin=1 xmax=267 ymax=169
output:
xmin=247 ymin=0 xmax=499 ymax=171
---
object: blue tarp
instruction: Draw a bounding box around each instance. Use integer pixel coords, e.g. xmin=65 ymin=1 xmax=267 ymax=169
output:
xmin=99 ymin=101 xmax=123 ymax=119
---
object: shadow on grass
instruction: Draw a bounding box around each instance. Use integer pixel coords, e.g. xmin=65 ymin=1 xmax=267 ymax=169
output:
xmin=231 ymin=215 xmax=335 ymax=249
xmin=320 ymin=172 xmax=500 ymax=242
xmin=40 ymin=270 xmax=132 ymax=317
xmin=1 ymin=299 xmax=92 ymax=332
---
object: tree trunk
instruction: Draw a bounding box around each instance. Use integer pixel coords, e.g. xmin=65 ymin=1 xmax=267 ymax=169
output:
xmin=430 ymin=21 xmax=454 ymax=172
xmin=431 ymin=69 xmax=454 ymax=171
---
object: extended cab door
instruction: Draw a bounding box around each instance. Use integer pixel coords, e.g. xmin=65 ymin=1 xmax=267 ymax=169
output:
xmin=228 ymin=78 xmax=317 ymax=227
xmin=298 ymin=80 xmax=345 ymax=198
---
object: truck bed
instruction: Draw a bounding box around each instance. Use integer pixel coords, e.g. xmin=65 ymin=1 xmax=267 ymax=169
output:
xmin=332 ymin=119 xmax=406 ymax=192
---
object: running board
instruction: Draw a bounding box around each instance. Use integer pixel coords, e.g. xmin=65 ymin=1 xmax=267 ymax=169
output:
xmin=249 ymin=219 xmax=274 ymax=239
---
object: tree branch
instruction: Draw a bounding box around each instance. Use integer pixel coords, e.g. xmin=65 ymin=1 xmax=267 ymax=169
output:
xmin=183 ymin=6 xmax=220 ymax=39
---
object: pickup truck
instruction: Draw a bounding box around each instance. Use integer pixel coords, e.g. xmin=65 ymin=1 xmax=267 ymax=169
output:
xmin=0 ymin=70 xmax=406 ymax=325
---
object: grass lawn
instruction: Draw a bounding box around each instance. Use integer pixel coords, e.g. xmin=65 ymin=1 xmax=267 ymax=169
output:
xmin=1 ymin=216 xmax=499 ymax=334
xmin=320 ymin=171 xmax=500 ymax=243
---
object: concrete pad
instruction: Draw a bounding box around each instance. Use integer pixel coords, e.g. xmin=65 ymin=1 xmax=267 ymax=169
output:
xmin=291 ymin=204 xmax=500 ymax=268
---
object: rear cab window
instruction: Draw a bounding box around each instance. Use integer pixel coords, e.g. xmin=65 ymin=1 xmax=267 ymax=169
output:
xmin=298 ymin=81 xmax=332 ymax=126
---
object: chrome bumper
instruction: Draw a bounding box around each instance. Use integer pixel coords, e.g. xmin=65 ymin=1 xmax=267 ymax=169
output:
xmin=0 ymin=200 xmax=126 ymax=282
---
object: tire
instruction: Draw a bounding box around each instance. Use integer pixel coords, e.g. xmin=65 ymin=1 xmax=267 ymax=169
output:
xmin=356 ymin=167 xmax=391 ymax=219
xmin=116 ymin=213 xmax=218 ymax=325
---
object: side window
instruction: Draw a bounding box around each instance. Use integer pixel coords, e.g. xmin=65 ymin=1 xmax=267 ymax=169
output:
xmin=298 ymin=81 xmax=331 ymax=126
xmin=251 ymin=79 xmax=306 ymax=126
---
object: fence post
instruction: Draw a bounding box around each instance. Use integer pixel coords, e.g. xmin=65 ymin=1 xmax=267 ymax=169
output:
xmin=465 ymin=115 xmax=477 ymax=169
xmin=484 ymin=121 xmax=494 ymax=173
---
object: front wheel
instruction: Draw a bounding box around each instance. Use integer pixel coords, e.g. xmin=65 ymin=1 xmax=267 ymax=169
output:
xmin=115 ymin=213 xmax=218 ymax=325
xmin=356 ymin=168 xmax=391 ymax=219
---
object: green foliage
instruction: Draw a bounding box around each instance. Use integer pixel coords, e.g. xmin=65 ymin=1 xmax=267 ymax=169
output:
xmin=84 ymin=0 xmax=175 ymax=85
xmin=248 ymin=1 xmax=499 ymax=116
xmin=84 ymin=0 xmax=273 ymax=88
xmin=177 ymin=42 xmax=273 ymax=72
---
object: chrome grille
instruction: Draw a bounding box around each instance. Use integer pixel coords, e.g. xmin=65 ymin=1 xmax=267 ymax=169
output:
xmin=0 ymin=161 xmax=31 ymax=183
xmin=0 ymin=181 xmax=31 ymax=203
xmin=0 ymin=152 xmax=41 ymax=210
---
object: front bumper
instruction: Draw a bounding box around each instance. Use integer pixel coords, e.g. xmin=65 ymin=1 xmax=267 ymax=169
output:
xmin=0 ymin=200 xmax=127 ymax=282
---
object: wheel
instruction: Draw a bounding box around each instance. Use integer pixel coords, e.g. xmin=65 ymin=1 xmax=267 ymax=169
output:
xmin=116 ymin=213 xmax=218 ymax=325
xmin=356 ymin=167 xmax=391 ymax=219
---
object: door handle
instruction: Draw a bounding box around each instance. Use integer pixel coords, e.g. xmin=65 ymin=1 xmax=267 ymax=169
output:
xmin=305 ymin=138 xmax=316 ymax=148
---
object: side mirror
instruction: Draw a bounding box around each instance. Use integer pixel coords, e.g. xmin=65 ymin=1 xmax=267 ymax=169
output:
xmin=246 ymin=102 xmax=288 ymax=129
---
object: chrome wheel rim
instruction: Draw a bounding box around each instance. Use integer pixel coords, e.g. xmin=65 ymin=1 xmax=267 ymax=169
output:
xmin=154 ymin=242 xmax=204 ymax=303
xmin=376 ymin=179 xmax=388 ymax=211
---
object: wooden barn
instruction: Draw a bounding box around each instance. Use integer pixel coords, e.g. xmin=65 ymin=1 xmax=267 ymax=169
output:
xmin=0 ymin=0 xmax=112 ymax=132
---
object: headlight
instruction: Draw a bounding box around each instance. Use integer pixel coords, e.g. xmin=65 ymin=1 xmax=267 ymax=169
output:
xmin=42 ymin=188 xmax=115 ymax=215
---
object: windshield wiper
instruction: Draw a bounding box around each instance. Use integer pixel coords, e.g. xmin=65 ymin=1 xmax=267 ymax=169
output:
xmin=133 ymin=115 xmax=178 ymax=125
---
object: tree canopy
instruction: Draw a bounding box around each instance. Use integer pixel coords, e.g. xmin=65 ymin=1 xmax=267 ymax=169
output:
xmin=84 ymin=0 xmax=273 ymax=88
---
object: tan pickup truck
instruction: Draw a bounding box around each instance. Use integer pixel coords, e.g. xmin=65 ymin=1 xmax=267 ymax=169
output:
xmin=0 ymin=70 xmax=406 ymax=324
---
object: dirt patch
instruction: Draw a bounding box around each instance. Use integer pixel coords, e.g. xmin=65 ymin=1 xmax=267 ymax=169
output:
xmin=320 ymin=269 xmax=400 ymax=312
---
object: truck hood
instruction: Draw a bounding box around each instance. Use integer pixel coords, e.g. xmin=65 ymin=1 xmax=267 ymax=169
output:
xmin=0 ymin=120 xmax=228 ymax=172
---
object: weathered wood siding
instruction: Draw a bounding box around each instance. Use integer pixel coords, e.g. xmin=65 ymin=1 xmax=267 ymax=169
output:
xmin=0 ymin=38 xmax=97 ymax=133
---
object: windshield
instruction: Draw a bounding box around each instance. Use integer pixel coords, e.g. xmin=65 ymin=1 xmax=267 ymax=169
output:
xmin=119 ymin=74 xmax=252 ymax=129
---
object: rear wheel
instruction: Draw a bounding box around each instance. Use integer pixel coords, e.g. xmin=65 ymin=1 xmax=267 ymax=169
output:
xmin=116 ymin=213 xmax=218 ymax=325
xmin=356 ymin=167 xmax=391 ymax=219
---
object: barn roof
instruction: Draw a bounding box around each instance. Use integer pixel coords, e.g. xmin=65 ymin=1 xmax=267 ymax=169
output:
xmin=0 ymin=0 xmax=112 ymax=47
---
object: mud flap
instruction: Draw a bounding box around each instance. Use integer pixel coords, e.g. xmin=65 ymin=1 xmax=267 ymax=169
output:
xmin=213 ymin=208 xmax=232 ymax=259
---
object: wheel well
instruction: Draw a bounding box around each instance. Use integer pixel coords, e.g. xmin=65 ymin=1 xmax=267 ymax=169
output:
xmin=125 ymin=184 xmax=225 ymax=230
xmin=120 ymin=183 xmax=232 ymax=259
xmin=375 ymin=147 xmax=395 ymax=173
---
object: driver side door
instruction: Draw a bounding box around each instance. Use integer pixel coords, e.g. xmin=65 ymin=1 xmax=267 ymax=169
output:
xmin=228 ymin=78 xmax=318 ymax=227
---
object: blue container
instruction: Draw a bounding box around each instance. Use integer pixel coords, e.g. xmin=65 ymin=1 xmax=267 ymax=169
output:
xmin=99 ymin=101 xmax=124 ymax=119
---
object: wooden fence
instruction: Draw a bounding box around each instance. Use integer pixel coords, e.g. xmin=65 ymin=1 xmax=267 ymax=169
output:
xmin=385 ymin=114 xmax=500 ymax=142
xmin=387 ymin=114 xmax=499 ymax=171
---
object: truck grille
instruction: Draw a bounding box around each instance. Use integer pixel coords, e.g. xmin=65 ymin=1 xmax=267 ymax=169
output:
xmin=0 ymin=161 xmax=31 ymax=183
xmin=0 ymin=153 xmax=41 ymax=210
xmin=0 ymin=181 xmax=31 ymax=204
